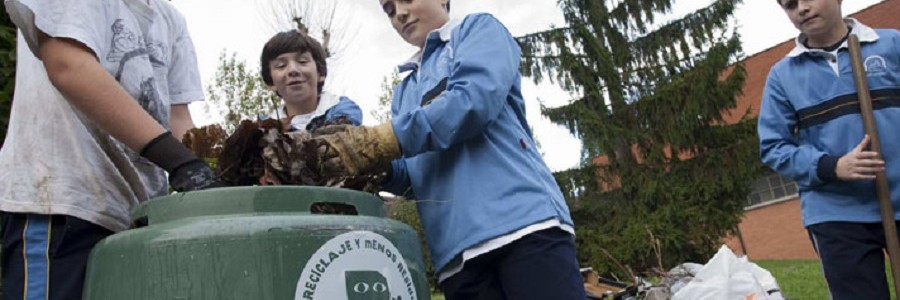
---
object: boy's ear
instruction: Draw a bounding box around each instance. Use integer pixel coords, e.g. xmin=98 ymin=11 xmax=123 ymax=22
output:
xmin=267 ymin=85 xmax=277 ymax=92
xmin=318 ymin=76 xmax=326 ymax=83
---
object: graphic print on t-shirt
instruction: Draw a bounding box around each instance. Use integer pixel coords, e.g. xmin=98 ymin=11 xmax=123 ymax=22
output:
xmin=106 ymin=18 xmax=168 ymax=125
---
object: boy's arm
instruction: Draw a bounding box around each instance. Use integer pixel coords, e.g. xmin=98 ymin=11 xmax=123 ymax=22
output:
xmin=381 ymin=159 xmax=413 ymax=198
xmin=166 ymin=12 xmax=204 ymax=142
xmin=328 ymin=96 xmax=364 ymax=126
xmin=37 ymin=32 xmax=221 ymax=191
xmin=894 ymin=29 xmax=900 ymax=54
xmin=170 ymin=104 xmax=196 ymax=142
xmin=38 ymin=33 xmax=165 ymax=150
xmin=758 ymin=69 xmax=831 ymax=187
xmin=310 ymin=15 xmax=521 ymax=177
xmin=391 ymin=14 xmax=518 ymax=156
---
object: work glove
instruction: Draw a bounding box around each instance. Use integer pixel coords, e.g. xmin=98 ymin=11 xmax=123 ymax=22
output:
xmin=141 ymin=131 xmax=225 ymax=192
xmin=311 ymin=123 xmax=401 ymax=178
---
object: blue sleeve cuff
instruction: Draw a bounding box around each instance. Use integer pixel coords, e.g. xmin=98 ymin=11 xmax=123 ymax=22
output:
xmin=382 ymin=159 xmax=412 ymax=197
xmin=817 ymin=155 xmax=839 ymax=182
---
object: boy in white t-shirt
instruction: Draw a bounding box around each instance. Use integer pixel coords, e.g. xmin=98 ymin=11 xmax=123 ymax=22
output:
xmin=0 ymin=0 xmax=222 ymax=298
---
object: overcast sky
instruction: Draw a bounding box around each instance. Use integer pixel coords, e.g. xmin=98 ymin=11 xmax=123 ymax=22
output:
xmin=169 ymin=0 xmax=884 ymax=172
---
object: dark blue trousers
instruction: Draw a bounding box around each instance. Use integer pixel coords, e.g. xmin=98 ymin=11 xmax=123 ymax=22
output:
xmin=807 ymin=221 xmax=898 ymax=300
xmin=439 ymin=227 xmax=586 ymax=300
xmin=1 ymin=213 xmax=113 ymax=300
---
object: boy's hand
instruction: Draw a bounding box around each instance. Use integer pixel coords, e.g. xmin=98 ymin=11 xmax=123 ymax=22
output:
xmin=168 ymin=160 xmax=226 ymax=192
xmin=312 ymin=124 xmax=355 ymax=135
xmin=141 ymin=132 xmax=225 ymax=192
xmin=311 ymin=123 xmax=401 ymax=177
xmin=836 ymin=135 xmax=885 ymax=181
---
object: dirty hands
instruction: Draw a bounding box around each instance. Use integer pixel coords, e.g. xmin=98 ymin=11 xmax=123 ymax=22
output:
xmin=311 ymin=123 xmax=401 ymax=178
xmin=836 ymin=135 xmax=886 ymax=181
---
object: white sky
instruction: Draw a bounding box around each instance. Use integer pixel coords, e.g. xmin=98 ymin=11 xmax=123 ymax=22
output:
xmin=169 ymin=0 xmax=883 ymax=172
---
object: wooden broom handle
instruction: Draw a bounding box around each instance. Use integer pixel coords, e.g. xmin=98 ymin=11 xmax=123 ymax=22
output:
xmin=848 ymin=33 xmax=900 ymax=298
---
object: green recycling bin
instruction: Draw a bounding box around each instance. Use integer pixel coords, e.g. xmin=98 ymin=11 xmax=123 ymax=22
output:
xmin=83 ymin=186 xmax=430 ymax=300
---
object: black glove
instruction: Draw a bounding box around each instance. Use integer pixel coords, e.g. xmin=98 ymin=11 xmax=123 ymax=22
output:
xmin=141 ymin=132 xmax=225 ymax=192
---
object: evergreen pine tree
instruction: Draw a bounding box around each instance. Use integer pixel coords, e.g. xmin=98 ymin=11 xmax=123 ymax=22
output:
xmin=517 ymin=0 xmax=762 ymax=276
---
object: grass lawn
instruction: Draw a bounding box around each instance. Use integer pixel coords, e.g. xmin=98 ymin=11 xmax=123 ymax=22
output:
xmin=755 ymin=259 xmax=896 ymax=299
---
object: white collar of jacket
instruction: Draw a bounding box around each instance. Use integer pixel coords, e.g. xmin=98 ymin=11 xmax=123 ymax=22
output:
xmin=287 ymin=92 xmax=341 ymax=130
xmin=787 ymin=18 xmax=879 ymax=57
xmin=398 ymin=18 xmax=462 ymax=73
xmin=263 ymin=92 xmax=340 ymax=130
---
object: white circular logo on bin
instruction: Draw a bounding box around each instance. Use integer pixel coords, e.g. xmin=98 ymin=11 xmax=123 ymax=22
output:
xmin=294 ymin=231 xmax=416 ymax=300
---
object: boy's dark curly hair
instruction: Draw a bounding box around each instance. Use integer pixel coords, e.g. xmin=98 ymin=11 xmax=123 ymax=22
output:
xmin=260 ymin=30 xmax=328 ymax=94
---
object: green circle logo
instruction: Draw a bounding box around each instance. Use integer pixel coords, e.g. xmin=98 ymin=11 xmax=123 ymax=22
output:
xmin=295 ymin=231 xmax=417 ymax=300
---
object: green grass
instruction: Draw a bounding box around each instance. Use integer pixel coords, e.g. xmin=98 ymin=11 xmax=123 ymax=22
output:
xmin=755 ymin=259 xmax=896 ymax=300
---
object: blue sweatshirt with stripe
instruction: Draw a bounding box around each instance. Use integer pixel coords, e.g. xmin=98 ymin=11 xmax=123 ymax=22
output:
xmin=758 ymin=20 xmax=900 ymax=227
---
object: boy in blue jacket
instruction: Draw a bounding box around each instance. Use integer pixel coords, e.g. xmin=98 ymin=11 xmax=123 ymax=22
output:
xmin=253 ymin=30 xmax=363 ymax=186
xmin=311 ymin=0 xmax=585 ymax=298
xmin=260 ymin=30 xmax=362 ymax=132
xmin=758 ymin=0 xmax=900 ymax=298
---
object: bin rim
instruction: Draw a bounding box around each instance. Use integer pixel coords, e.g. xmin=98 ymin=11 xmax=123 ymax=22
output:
xmin=132 ymin=186 xmax=384 ymax=226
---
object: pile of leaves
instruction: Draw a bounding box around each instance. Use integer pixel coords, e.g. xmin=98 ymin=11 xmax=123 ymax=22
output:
xmin=183 ymin=117 xmax=385 ymax=193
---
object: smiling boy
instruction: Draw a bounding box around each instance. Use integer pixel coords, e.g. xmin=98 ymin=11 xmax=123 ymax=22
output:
xmin=260 ymin=30 xmax=362 ymax=132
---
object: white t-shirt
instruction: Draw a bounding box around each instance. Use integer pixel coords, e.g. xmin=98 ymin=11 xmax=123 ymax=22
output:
xmin=0 ymin=0 xmax=203 ymax=231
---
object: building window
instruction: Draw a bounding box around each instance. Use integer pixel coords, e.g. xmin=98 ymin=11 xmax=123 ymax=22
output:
xmin=746 ymin=171 xmax=798 ymax=208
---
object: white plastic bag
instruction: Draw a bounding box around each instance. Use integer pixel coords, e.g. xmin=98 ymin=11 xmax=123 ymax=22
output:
xmin=672 ymin=245 xmax=784 ymax=300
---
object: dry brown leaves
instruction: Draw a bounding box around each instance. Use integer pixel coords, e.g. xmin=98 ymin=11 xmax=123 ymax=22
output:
xmin=182 ymin=117 xmax=385 ymax=193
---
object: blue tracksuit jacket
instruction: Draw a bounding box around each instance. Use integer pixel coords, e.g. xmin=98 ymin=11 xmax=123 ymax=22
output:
xmin=382 ymin=13 xmax=575 ymax=272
